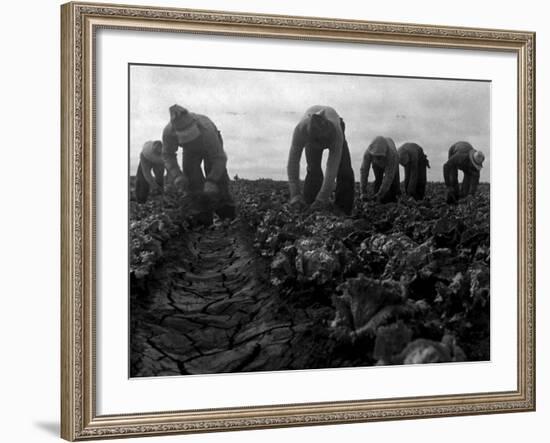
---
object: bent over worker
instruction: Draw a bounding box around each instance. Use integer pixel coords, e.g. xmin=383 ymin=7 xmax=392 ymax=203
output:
xmin=443 ymin=141 xmax=485 ymax=204
xmin=287 ymin=105 xmax=355 ymax=215
xmin=398 ymin=142 xmax=430 ymax=200
xmin=135 ymin=140 xmax=165 ymax=204
xmin=162 ymin=104 xmax=236 ymax=219
xmin=360 ymin=136 xmax=401 ymax=203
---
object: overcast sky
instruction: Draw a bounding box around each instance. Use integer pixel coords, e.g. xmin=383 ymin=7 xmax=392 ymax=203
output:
xmin=129 ymin=64 xmax=490 ymax=182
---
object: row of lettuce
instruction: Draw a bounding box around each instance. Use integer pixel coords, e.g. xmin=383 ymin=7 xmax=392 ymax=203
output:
xmin=130 ymin=180 xmax=490 ymax=365
xmin=129 ymin=191 xmax=184 ymax=280
xmin=233 ymin=180 xmax=490 ymax=365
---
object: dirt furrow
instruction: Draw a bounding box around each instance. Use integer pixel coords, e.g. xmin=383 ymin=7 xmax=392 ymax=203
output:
xmin=130 ymin=221 xmax=336 ymax=377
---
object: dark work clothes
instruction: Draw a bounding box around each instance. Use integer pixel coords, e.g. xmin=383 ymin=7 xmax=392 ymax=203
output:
xmin=398 ymin=143 xmax=429 ymax=200
xmin=361 ymin=136 xmax=401 ymax=203
xmin=372 ymin=163 xmax=401 ymax=203
xmin=443 ymin=142 xmax=480 ymax=203
xmin=136 ymin=152 xmax=164 ymax=204
xmin=303 ymin=118 xmax=355 ymax=214
xmin=182 ymin=142 xmax=236 ymax=219
xmin=287 ymin=106 xmax=355 ymax=214
xmin=162 ymin=114 xmax=236 ymax=218
xmin=162 ymin=113 xmax=227 ymax=185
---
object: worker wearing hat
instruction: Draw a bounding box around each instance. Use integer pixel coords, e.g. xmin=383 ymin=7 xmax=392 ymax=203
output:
xmin=162 ymin=104 xmax=236 ymax=218
xmin=135 ymin=140 xmax=165 ymax=204
xmin=287 ymin=105 xmax=355 ymax=215
xmin=443 ymin=141 xmax=485 ymax=204
xmin=360 ymin=136 xmax=401 ymax=203
xmin=398 ymin=142 xmax=430 ymax=201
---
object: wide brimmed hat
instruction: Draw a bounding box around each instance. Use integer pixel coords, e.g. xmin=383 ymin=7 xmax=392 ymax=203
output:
xmin=469 ymin=149 xmax=485 ymax=170
xmin=142 ymin=140 xmax=163 ymax=164
xmin=169 ymin=104 xmax=200 ymax=143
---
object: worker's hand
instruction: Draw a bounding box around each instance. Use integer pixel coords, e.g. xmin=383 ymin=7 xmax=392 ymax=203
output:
xmin=289 ymin=195 xmax=306 ymax=211
xmin=149 ymin=182 xmax=162 ymax=194
xmin=400 ymin=195 xmax=416 ymax=205
xmin=462 ymin=194 xmax=476 ymax=204
xmin=446 ymin=188 xmax=458 ymax=205
xmin=174 ymin=175 xmax=188 ymax=189
xmin=203 ymin=181 xmax=219 ymax=195
xmin=310 ymin=199 xmax=331 ymax=212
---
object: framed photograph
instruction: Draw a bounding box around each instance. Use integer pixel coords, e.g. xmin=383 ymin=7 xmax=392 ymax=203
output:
xmin=61 ymin=1 xmax=536 ymax=440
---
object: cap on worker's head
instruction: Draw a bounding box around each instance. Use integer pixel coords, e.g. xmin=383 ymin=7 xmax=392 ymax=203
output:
xmin=169 ymin=104 xmax=200 ymax=143
xmin=368 ymin=136 xmax=388 ymax=157
xmin=469 ymin=149 xmax=485 ymax=170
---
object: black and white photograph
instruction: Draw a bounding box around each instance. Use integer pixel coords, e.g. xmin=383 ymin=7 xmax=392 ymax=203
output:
xmin=129 ymin=63 xmax=490 ymax=378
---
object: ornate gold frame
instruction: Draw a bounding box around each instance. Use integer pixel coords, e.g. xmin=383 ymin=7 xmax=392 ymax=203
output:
xmin=61 ymin=2 xmax=536 ymax=440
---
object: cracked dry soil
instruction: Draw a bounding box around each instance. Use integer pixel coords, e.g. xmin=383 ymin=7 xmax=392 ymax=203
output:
xmin=130 ymin=221 xmax=338 ymax=377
